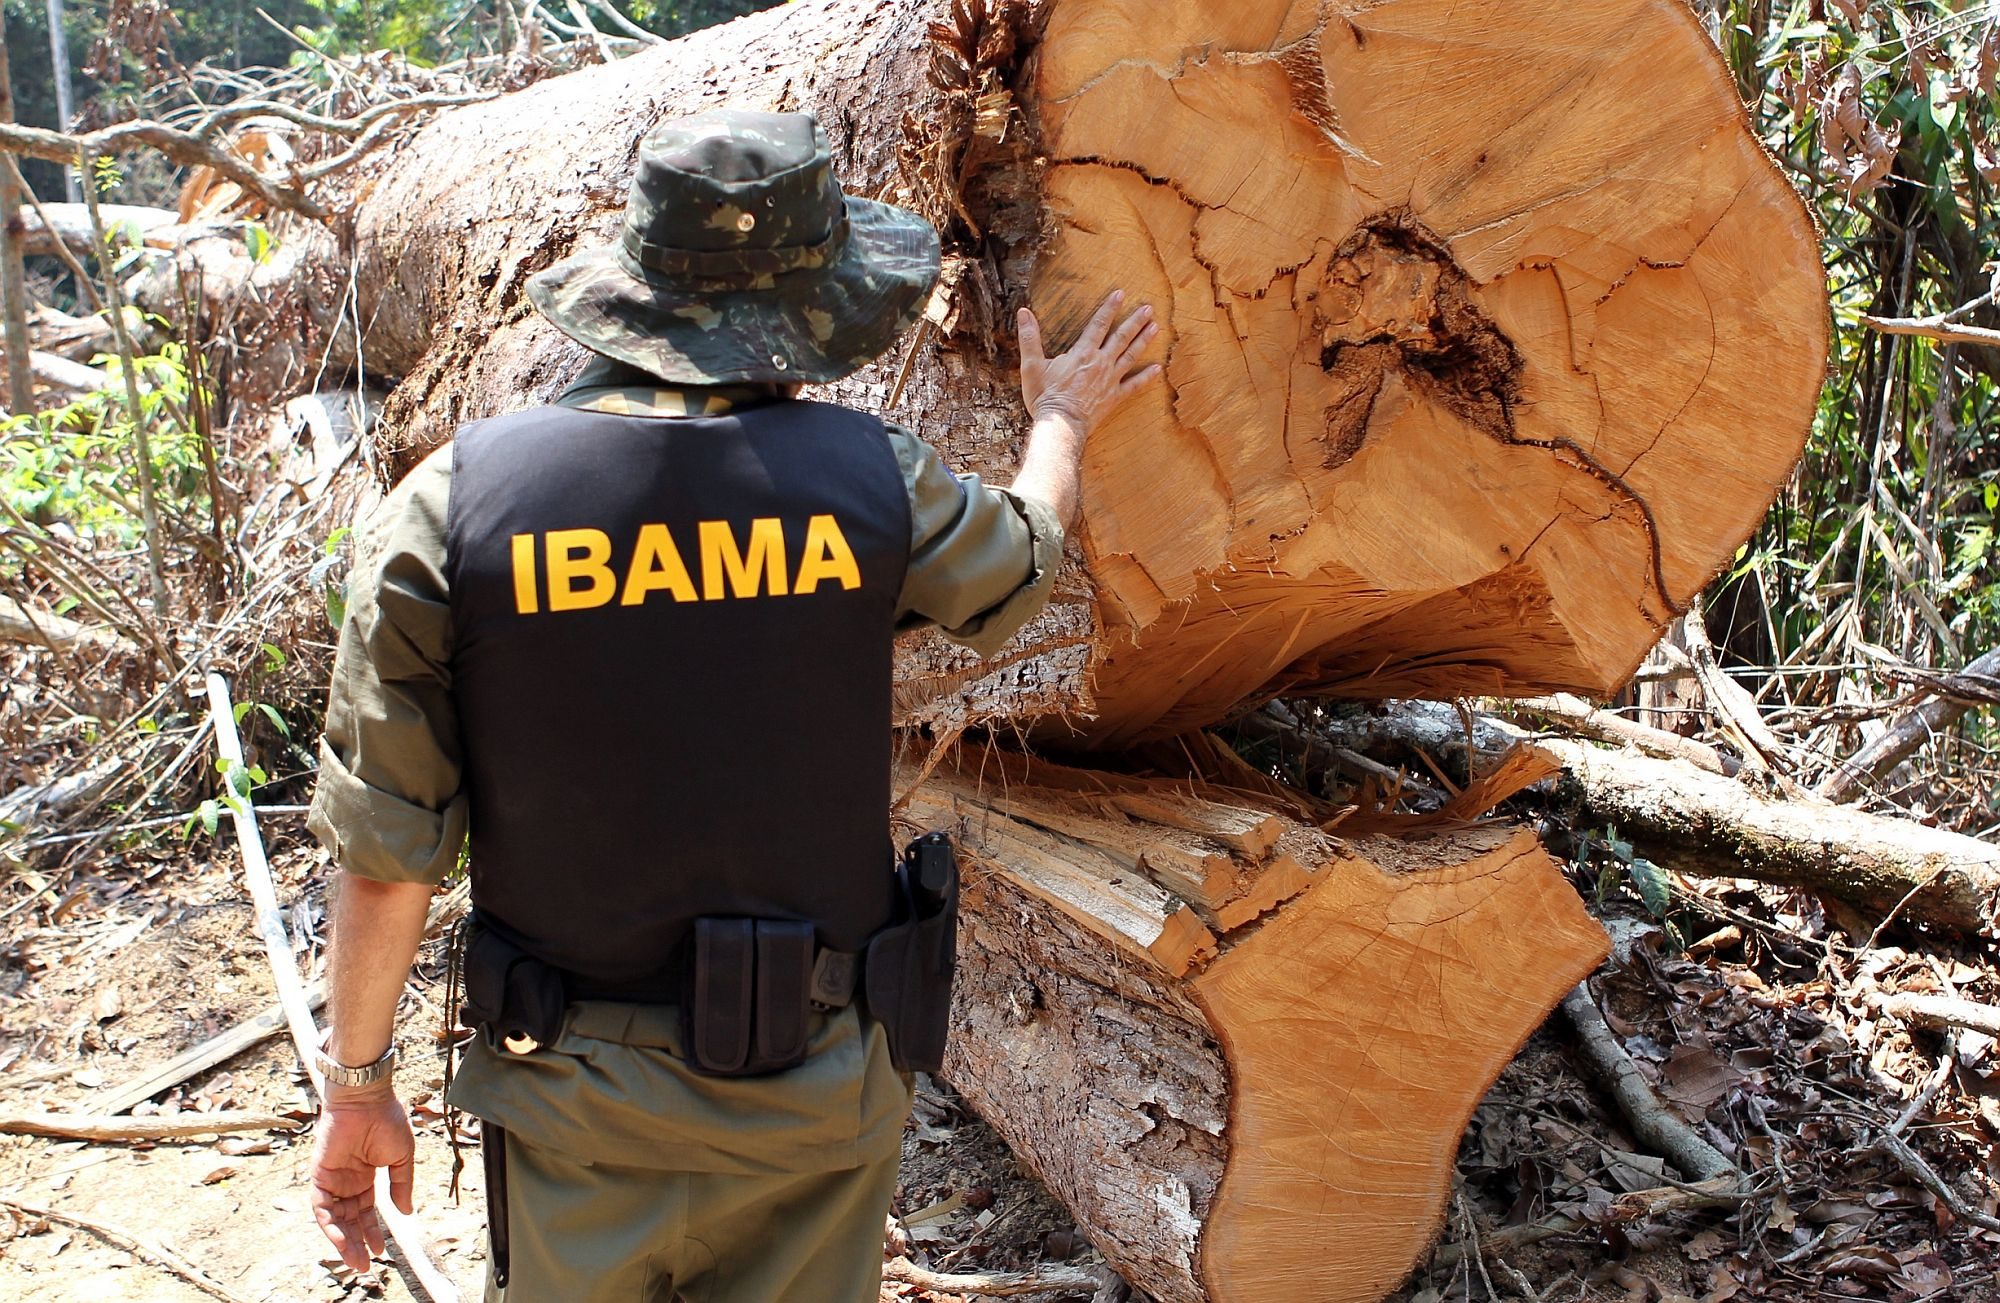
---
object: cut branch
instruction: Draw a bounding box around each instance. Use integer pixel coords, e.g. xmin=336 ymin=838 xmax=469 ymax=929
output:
xmin=0 ymin=1110 xmax=302 ymax=1141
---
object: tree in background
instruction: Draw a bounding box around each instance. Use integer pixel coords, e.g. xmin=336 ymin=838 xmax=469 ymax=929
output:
xmin=0 ymin=1 xmax=780 ymax=204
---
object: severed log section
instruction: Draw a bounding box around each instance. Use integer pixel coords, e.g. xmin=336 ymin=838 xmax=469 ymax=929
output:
xmin=195 ymin=0 xmax=1823 ymax=747
xmin=901 ymin=746 xmax=1608 ymax=1303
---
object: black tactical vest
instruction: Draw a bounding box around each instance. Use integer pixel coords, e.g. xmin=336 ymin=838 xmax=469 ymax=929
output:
xmin=443 ymin=400 xmax=911 ymax=991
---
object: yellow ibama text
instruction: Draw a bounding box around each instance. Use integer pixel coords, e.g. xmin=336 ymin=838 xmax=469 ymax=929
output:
xmin=510 ymin=516 xmax=861 ymax=614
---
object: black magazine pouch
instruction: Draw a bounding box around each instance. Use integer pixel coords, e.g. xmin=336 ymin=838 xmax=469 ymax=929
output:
xmin=685 ymin=918 xmax=817 ymax=1077
xmin=865 ymin=832 xmax=960 ymax=1074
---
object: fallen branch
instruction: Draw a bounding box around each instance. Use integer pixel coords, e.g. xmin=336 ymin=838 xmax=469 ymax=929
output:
xmin=0 ymin=120 xmax=329 ymax=219
xmin=1819 ymin=648 xmax=2000 ymax=804
xmin=1428 ymin=1177 xmax=1746 ymax=1271
xmin=0 ymin=1195 xmax=260 ymax=1303
xmin=1861 ymin=311 xmax=2000 ymax=349
xmin=1560 ymin=983 xmax=1739 ymax=1184
xmin=882 ymin=1255 xmax=1108 ymax=1297
xmin=205 ymin=672 xmax=458 ymax=1303
xmin=18 ymin=201 xmax=177 ymax=257
xmin=23 ymin=347 xmax=110 ymax=394
xmin=1327 ymin=703 xmax=2000 ymax=938
xmin=1871 ymin=991 xmax=2000 ymax=1039
xmin=93 ymin=985 xmax=325 ymax=1115
xmin=1683 ymin=606 xmax=1791 ymax=775
xmin=0 ymin=91 xmax=491 ymax=223
xmin=1507 ymin=693 xmax=1734 ymax=777
xmin=0 ymin=1110 xmax=302 ymax=1141
xmin=0 ymin=594 xmax=138 ymax=657
xmin=1873 ymin=1129 xmax=2000 ymax=1234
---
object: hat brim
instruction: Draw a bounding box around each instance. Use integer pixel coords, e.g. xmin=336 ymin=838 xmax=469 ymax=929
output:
xmin=526 ymin=197 xmax=940 ymax=387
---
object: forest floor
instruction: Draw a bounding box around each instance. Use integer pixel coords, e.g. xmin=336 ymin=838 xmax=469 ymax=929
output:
xmin=1 ymin=821 xmax=1998 ymax=1303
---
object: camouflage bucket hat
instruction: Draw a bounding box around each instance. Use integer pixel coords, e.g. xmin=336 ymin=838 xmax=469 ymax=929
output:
xmin=528 ymin=110 xmax=941 ymax=386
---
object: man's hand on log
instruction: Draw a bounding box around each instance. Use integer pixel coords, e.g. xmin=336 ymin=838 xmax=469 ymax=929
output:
xmin=310 ymin=1085 xmax=417 ymax=1273
xmin=1018 ymin=290 xmax=1160 ymax=433
xmin=1013 ymin=291 xmax=1160 ymax=528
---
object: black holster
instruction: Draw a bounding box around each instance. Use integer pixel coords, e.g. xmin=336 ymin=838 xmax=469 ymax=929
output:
xmin=864 ymin=832 xmax=959 ymax=1074
xmin=460 ymin=924 xmax=566 ymax=1053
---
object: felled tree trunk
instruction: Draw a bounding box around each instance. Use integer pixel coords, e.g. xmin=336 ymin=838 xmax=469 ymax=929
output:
xmin=210 ymin=0 xmax=1822 ymax=749
xmin=900 ymin=746 xmax=1609 ymax=1303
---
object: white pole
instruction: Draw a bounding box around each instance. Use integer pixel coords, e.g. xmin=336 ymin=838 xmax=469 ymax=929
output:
xmin=204 ymin=671 xmax=459 ymax=1303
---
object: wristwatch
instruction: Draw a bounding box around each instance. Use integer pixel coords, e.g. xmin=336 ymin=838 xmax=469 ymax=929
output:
xmin=316 ymin=1038 xmax=398 ymax=1089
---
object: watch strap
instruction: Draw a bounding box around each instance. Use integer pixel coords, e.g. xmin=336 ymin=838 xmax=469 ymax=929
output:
xmin=316 ymin=1040 xmax=397 ymax=1089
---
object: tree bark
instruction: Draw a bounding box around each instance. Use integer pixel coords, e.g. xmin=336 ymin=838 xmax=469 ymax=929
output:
xmin=0 ymin=31 xmax=33 ymax=415
xmin=903 ymin=745 xmax=1608 ymax=1303
xmin=177 ymin=0 xmax=1825 ymax=748
xmin=1330 ymin=701 xmax=2000 ymax=938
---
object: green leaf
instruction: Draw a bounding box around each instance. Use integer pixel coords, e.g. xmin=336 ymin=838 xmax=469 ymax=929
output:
xmin=183 ymin=799 xmax=221 ymax=838
xmin=1631 ymin=857 xmax=1672 ymax=918
xmin=1985 ymin=481 xmax=1998 ymax=512
xmin=323 ymin=526 xmax=352 ymax=556
xmin=244 ymin=223 xmax=275 ymax=266
xmin=260 ymin=642 xmax=287 ymax=670
xmin=233 ymin=701 xmax=253 ymax=726
xmin=257 ymin=704 xmax=291 ymax=739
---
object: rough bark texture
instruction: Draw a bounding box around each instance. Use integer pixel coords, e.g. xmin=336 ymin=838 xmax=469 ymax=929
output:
xmin=1336 ymin=701 xmax=2000 ymax=938
xmin=903 ymin=747 xmax=1609 ymax=1303
xmin=205 ymin=0 xmax=1824 ymax=748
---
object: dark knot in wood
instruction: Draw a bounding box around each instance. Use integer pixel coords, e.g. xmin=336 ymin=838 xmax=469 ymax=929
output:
xmin=1309 ymin=214 xmax=1523 ymax=468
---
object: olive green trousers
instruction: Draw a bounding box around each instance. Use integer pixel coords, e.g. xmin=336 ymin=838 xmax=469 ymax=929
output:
xmin=453 ymin=1002 xmax=914 ymax=1303
xmin=483 ymin=1126 xmax=901 ymax=1303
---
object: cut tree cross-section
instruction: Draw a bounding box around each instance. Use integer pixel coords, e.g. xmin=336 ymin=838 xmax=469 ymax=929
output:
xmin=1027 ymin=0 xmax=1828 ymax=746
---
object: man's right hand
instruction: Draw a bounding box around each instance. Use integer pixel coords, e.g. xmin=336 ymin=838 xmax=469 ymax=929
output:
xmin=310 ymin=1086 xmax=417 ymax=1274
xmin=1018 ymin=291 xmax=1160 ymax=435
xmin=1011 ymin=291 xmax=1162 ymax=528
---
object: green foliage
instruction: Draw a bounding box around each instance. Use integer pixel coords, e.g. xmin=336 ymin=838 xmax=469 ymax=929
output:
xmin=1707 ymin=2 xmax=2000 ymax=769
xmin=0 ymin=340 xmax=216 ymax=559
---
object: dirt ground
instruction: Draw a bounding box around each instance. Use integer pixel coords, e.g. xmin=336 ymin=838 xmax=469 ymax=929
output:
xmin=4 ymin=824 xmax=2000 ymax=1303
xmin=0 ymin=830 xmax=1099 ymax=1303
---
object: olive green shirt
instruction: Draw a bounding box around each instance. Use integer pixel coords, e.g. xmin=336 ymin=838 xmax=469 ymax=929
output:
xmin=307 ymin=369 xmax=1062 ymax=887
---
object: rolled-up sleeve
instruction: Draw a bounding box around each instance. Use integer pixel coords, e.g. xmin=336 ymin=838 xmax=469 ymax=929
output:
xmin=886 ymin=424 xmax=1064 ymax=659
xmin=306 ymin=449 xmax=468 ymax=885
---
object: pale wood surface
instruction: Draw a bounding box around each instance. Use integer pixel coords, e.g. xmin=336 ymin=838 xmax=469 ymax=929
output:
xmin=910 ymin=747 xmax=1608 ymax=1303
xmin=1191 ymin=830 xmax=1608 ymax=1302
